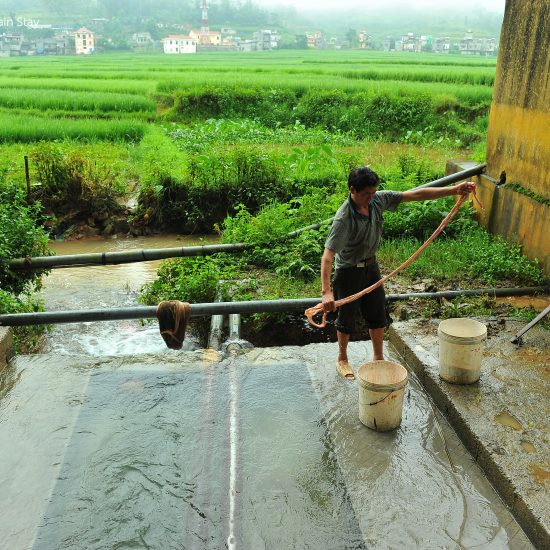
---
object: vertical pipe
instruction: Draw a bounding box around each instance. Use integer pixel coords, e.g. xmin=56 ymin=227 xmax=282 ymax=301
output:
xmin=228 ymin=314 xmax=240 ymax=341
xmin=208 ymin=314 xmax=224 ymax=351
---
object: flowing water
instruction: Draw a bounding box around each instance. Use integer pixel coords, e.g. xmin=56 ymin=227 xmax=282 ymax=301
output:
xmin=0 ymin=237 xmax=534 ymax=549
xmin=40 ymin=235 xmax=216 ymax=355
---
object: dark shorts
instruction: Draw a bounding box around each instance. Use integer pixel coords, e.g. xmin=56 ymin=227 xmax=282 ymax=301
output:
xmin=333 ymin=262 xmax=387 ymax=334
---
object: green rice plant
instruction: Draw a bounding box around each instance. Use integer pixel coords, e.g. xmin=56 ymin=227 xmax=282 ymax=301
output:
xmin=0 ymin=77 xmax=154 ymax=95
xmin=0 ymin=112 xmax=146 ymax=143
xmin=158 ymin=74 xmax=494 ymax=103
xmin=0 ymin=106 xmax=154 ymax=121
xmin=0 ymin=88 xmax=155 ymax=113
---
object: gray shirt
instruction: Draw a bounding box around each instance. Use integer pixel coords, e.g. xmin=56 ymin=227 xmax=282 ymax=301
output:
xmin=325 ymin=190 xmax=403 ymax=269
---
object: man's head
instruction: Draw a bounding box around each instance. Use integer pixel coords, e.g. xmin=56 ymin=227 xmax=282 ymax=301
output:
xmin=348 ymin=167 xmax=379 ymax=208
xmin=348 ymin=166 xmax=379 ymax=192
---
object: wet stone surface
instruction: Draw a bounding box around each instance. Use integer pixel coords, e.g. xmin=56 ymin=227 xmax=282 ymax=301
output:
xmin=0 ymin=342 xmax=534 ymax=549
xmin=389 ymin=318 xmax=550 ymax=549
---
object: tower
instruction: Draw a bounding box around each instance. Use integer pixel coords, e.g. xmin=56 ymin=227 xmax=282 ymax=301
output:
xmin=201 ymin=0 xmax=209 ymax=33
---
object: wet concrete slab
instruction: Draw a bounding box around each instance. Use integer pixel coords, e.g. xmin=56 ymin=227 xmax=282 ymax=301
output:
xmin=0 ymin=342 xmax=534 ymax=549
xmin=388 ymin=318 xmax=550 ymax=549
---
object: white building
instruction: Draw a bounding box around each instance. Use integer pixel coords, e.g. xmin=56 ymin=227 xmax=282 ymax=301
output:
xmin=252 ymin=29 xmax=280 ymax=50
xmin=162 ymin=34 xmax=196 ymax=54
xmin=73 ymin=27 xmax=94 ymax=55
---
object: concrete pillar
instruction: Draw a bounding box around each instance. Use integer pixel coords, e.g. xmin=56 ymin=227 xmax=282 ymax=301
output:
xmin=479 ymin=0 xmax=550 ymax=276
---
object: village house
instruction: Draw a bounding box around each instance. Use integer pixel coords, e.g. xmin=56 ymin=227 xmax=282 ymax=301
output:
xmin=162 ymin=34 xmax=196 ymax=54
xmin=130 ymin=32 xmax=154 ymax=48
xmin=0 ymin=33 xmax=24 ymax=56
xmin=459 ymin=30 xmax=497 ymax=55
xmin=433 ymin=37 xmax=451 ymax=53
xmin=381 ymin=37 xmax=395 ymax=51
xmin=189 ymin=29 xmax=221 ymax=46
xmin=0 ymin=31 xmax=71 ymax=57
xmin=358 ymin=30 xmax=372 ymax=49
xmin=252 ymin=29 xmax=280 ymax=50
xmin=73 ymin=27 xmax=94 ymax=55
xmin=399 ymin=32 xmax=422 ymax=52
xmin=306 ymin=31 xmax=325 ymax=49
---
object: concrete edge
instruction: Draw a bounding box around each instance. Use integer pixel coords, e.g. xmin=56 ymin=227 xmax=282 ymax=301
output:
xmin=387 ymin=325 xmax=549 ymax=550
xmin=0 ymin=327 xmax=15 ymax=372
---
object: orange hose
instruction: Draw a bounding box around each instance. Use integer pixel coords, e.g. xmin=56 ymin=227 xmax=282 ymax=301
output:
xmin=305 ymin=191 xmax=482 ymax=328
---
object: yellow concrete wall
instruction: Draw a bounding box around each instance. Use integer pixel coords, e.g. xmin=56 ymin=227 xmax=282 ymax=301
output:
xmin=446 ymin=161 xmax=550 ymax=278
xmin=486 ymin=0 xmax=550 ymax=199
xmin=482 ymin=0 xmax=550 ymax=277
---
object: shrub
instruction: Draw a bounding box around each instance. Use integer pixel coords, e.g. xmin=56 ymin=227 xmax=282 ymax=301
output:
xmin=165 ymin=85 xmax=483 ymax=143
xmin=0 ymin=184 xmax=51 ymax=295
xmin=30 ymin=142 xmax=128 ymax=217
xmin=0 ymin=289 xmax=45 ymax=353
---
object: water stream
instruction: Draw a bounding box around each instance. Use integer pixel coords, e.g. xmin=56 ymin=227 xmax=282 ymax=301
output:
xmin=40 ymin=235 xmax=215 ymax=355
xmin=0 ymin=236 xmax=534 ymax=549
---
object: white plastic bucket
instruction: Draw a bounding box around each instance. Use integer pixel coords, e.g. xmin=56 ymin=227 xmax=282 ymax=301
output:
xmin=438 ymin=318 xmax=487 ymax=384
xmin=357 ymin=361 xmax=408 ymax=432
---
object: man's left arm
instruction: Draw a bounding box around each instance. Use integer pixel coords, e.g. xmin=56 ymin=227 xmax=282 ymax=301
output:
xmin=401 ymin=181 xmax=476 ymax=203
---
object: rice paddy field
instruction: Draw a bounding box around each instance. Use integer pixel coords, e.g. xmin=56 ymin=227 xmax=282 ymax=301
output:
xmin=0 ymin=50 xmax=495 ymax=143
xmin=0 ymin=49 xmax=498 ymax=232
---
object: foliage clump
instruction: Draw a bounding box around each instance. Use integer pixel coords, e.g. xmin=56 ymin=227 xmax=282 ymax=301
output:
xmin=0 ymin=184 xmax=51 ymax=351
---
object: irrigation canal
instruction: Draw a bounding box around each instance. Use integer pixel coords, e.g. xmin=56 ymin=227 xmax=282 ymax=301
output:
xmin=0 ymin=235 xmax=533 ymax=548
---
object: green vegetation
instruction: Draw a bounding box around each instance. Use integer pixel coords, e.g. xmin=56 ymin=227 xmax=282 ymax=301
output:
xmin=0 ymin=184 xmax=51 ymax=352
xmin=506 ymin=183 xmax=550 ymax=206
xmin=140 ymin=153 xmax=546 ymax=342
xmin=0 ymin=88 xmax=156 ymax=113
xmin=0 ymin=112 xmax=146 ymax=143
xmin=30 ymin=141 xmax=129 ymax=217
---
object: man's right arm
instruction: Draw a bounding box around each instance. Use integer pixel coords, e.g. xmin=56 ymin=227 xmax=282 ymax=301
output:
xmin=321 ymin=248 xmax=336 ymax=312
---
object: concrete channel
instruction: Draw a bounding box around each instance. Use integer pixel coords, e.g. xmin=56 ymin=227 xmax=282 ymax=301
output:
xmin=0 ymin=337 xmax=536 ymax=549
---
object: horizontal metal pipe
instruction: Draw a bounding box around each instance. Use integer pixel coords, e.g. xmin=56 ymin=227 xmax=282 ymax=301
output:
xmin=10 ymin=243 xmax=249 ymax=271
xmin=9 ymin=165 xmax=485 ymax=271
xmin=415 ymin=163 xmax=486 ymax=189
xmin=1 ymin=286 xmax=546 ymax=327
xmin=9 ymin=219 xmax=334 ymax=272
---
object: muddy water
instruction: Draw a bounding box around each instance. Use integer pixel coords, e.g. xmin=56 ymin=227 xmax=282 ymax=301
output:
xmin=40 ymin=235 xmax=217 ymax=355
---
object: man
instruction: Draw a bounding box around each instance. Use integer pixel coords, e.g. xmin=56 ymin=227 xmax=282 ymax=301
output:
xmin=321 ymin=166 xmax=476 ymax=380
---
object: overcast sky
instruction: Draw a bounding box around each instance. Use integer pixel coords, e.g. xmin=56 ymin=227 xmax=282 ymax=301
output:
xmin=258 ymin=0 xmax=506 ymax=13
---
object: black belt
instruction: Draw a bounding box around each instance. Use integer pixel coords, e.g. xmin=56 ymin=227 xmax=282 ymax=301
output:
xmin=355 ymin=257 xmax=376 ymax=267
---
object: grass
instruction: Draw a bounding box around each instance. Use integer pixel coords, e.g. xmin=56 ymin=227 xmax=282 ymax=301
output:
xmin=0 ymin=76 xmax=155 ymax=95
xmin=377 ymin=227 xmax=546 ymax=287
xmin=0 ymin=88 xmax=156 ymax=113
xmin=0 ymin=112 xmax=146 ymax=143
xmin=0 ymin=51 xmax=494 ymax=143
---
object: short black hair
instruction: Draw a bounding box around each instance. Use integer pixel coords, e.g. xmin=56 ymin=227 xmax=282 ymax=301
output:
xmin=348 ymin=166 xmax=379 ymax=192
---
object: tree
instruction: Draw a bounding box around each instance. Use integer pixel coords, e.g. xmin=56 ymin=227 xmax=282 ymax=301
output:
xmin=295 ymin=34 xmax=308 ymax=49
xmin=346 ymin=28 xmax=358 ymax=48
